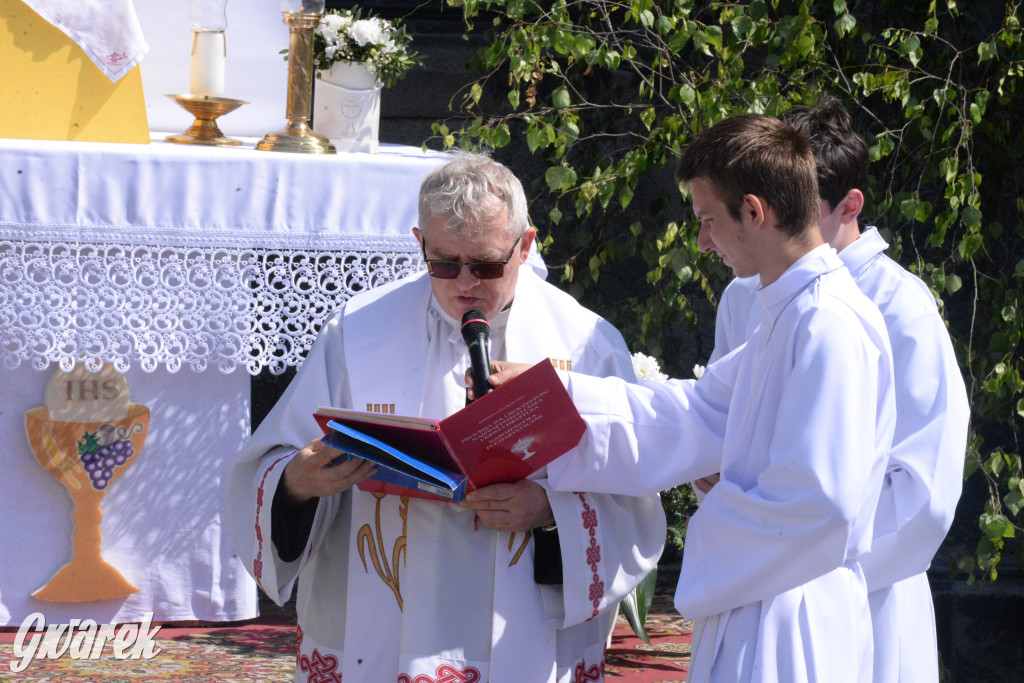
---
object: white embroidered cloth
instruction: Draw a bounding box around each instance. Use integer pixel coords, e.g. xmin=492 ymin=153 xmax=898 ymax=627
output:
xmin=0 ymin=136 xmax=547 ymax=375
xmin=21 ymin=0 xmax=148 ymax=81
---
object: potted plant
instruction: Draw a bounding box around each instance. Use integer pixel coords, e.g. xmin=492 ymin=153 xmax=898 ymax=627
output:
xmin=310 ymin=7 xmax=422 ymax=151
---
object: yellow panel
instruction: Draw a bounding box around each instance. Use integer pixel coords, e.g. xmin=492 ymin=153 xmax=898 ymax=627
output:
xmin=0 ymin=0 xmax=149 ymax=144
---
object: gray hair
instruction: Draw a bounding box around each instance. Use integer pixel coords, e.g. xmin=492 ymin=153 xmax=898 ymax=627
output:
xmin=418 ymin=151 xmax=529 ymax=239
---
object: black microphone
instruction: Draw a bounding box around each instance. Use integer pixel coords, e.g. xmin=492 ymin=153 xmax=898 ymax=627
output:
xmin=461 ymin=309 xmax=492 ymax=402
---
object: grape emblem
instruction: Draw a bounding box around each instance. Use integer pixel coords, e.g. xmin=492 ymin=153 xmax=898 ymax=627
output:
xmin=76 ymin=423 xmax=141 ymax=490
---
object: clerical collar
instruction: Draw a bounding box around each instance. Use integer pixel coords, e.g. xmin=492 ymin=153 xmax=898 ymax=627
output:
xmin=426 ymin=295 xmax=512 ymax=343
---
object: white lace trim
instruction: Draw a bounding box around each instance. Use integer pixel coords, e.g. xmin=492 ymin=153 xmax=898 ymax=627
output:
xmin=1 ymin=224 xmax=422 ymax=375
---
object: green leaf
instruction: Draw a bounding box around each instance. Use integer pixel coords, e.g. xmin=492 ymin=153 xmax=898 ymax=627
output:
xmin=620 ymin=568 xmax=657 ymax=644
xmin=980 ymin=513 xmax=1015 ymax=540
xmin=978 ymin=41 xmax=997 ymax=63
xmin=945 ymin=274 xmax=962 ymax=294
xmin=552 ymin=86 xmax=571 ymax=109
xmin=619 ymin=185 xmax=635 ymax=210
xmin=1017 ymin=398 xmax=1024 ymax=419
xmin=962 ymin=206 xmax=982 ymax=229
xmin=899 ymin=34 xmax=921 ymax=67
xmin=835 ymin=13 xmax=857 ymax=36
xmin=1005 ymin=490 xmax=1024 ymax=516
xmin=641 ymin=107 xmax=657 ymax=130
xmin=526 ymin=126 xmax=544 ymax=153
xmin=914 ymin=201 xmax=932 ymax=223
xmin=545 ymin=165 xmax=577 ymax=191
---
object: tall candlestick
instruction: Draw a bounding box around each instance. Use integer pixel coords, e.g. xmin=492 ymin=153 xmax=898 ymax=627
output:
xmin=190 ymin=30 xmax=226 ymax=97
xmin=256 ymin=10 xmax=335 ymax=154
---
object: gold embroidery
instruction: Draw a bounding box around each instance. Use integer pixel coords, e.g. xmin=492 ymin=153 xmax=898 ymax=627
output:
xmin=364 ymin=403 xmax=396 ymax=414
xmin=507 ymin=530 xmax=532 ymax=567
xmin=357 ymin=492 xmax=409 ymax=610
xmin=548 ymin=358 xmax=571 ymax=372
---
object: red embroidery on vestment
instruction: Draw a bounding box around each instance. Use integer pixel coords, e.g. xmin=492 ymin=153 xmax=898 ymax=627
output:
xmin=572 ymin=657 xmax=605 ymax=683
xmin=396 ymin=664 xmax=482 ymax=682
xmin=296 ymin=624 xmax=304 ymax=655
xmin=298 ymin=648 xmax=343 ymax=682
xmin=254 ymin=452 xmax=295 ymax=584
xmin=578 ymin=492 xmax=603 ymax=616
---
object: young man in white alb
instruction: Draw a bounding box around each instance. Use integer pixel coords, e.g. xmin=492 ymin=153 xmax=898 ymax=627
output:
xmin=485 ymin=113 xmax=897 ymax=682
xmin=698 ymin=99 xmax=970 ymax=682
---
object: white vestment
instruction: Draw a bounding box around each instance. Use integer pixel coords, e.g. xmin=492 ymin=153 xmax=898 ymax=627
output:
xmin=225 ymin=268 xmax=666 ymax=683
xmin=547 ymin=245 xmax=896 ymax=682
xmin=711 ymin=228 xmax=969 ymax=682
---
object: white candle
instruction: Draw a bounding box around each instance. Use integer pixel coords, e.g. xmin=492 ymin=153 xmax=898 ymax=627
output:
xmin=190 ymin=30 xmax=226 ymax=97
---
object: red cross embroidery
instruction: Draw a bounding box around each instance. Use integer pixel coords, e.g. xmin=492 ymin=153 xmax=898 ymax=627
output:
xmin=573 ymin=657 xmax=604 ymax=683
xmin=254 ymin=452 xmax=294 ymax=583
xmin=298 ymin=648 xmax=342 ymax=683
xmin=577 ymin=493 xmax=603 ymax=617
xmin=397 ymin=664 xmax=482 ymax=683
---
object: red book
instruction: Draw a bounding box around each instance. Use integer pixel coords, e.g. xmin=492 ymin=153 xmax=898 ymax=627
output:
xmin=314 ymin=359 xmax=585 ymax=502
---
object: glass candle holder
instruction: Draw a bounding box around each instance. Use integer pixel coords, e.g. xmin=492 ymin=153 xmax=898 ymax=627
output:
xmin=189 ymin=0 xmax=229 ymax=97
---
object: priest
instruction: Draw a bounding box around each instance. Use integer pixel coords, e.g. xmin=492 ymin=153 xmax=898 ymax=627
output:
xmin=225 ymin=151 xmax=665 ymax=683
xmin=483 ymin=114 xmax=897 ymax=682
xmin=700 ymin=100 xmax=970 ymax=682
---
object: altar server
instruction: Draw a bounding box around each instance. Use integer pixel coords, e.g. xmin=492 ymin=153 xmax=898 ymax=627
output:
xmin=700 ymin=99 xmax=970 ymax=682
xmin=225 ymin=152 xmax=665 ymax=683
xmin=483 ymin=114 xmax=897 ymax=681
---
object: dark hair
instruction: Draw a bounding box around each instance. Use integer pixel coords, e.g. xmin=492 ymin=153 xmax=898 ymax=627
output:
xmin=675 ymin=114 xmax=819 ymax=238
xmin=781 ymin=97 xmax=869 ymax=211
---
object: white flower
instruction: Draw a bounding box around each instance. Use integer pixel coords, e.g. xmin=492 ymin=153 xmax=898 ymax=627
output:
xmin=349 ymin=19 xmax=384 ymax=46
xmin=325 ymin=45 xmax=337 ymax=59
xmin=692 ymin=364 xmax=706 ymax=379
xmin=321 ymin=14 xmax=345 ymax=31
xmin=318 ymin=27 xmax=338 ymax=44
xmin=632 ymin=352 xmax=668 ymax=382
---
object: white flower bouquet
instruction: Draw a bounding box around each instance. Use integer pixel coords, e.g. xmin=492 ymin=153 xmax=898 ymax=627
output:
xmin=312 ymin=7 xmax=421 ymax=88
xmin=631 ymin=352 xmax=668 ymax=382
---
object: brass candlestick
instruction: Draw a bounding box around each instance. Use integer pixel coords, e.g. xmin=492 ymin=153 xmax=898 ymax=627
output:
xmin=166 ymin=94 xmax=248 ymax=146
xmin=256 ymin=12 xmax=335 ymax=154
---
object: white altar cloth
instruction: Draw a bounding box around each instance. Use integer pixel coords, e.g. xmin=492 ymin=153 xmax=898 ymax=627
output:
xmin=0 ymin=135 xmax=449 ymax=375
xmin=0 ymin=136 xmax=449 ymax=626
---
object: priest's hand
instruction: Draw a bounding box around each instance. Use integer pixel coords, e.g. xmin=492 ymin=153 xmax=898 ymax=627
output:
xmin=693 ymin=473 xmax=721 ymax=494
xmin=282 ymin=438 xmax=377 ymax=504
xmin=464 ymin=361 xmax=534 ymax=401
xmin=461 ymin=480 xmax=555 ymax=532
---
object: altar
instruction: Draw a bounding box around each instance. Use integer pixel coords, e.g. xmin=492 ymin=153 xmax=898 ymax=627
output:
xmin=0 ymin=134 xmax=450 ymax=625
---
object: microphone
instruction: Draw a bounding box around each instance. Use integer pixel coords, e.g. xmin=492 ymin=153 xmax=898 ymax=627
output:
xmin=461 ymin=309 xmax=492 ymax=402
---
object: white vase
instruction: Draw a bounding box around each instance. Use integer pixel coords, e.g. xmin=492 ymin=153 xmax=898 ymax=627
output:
xmin=314 ymin=62 xmax=383 ymax=153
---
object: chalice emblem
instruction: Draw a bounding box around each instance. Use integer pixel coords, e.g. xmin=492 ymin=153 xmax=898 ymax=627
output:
xmin=24 ymin=363 xmax=149 ymax=602
xmin=511 ymin=436 xmax=537 ymax=460
xmin=339 ymin=93 xmax=364 ymax=138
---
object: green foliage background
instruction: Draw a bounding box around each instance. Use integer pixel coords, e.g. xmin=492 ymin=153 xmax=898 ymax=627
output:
xmin=433 ymin=0 xmax=1024 ymax=582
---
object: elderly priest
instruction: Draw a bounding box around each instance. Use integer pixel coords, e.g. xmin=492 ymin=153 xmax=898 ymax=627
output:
xmin=226 ymin=152 xmax=665 ymax=683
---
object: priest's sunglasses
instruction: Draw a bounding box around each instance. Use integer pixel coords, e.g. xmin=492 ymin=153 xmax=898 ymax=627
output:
xmin=420 ymin=233 xmax=522 ymax=280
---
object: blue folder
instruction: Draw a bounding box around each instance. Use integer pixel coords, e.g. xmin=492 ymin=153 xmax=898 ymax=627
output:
xmin=322 ymin=421 xmax=468 ymax=501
